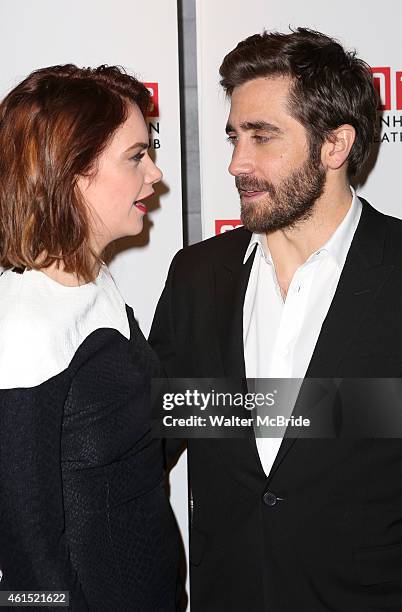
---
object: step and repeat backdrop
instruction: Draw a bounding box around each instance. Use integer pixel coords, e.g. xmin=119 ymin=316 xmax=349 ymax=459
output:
xmin=0 ymin=0 xmax=188 ymax=598
xmin=2 ymin=1 xmax=401 ymax=608
xmin=196 ymin=0 xmax=402 ymax=238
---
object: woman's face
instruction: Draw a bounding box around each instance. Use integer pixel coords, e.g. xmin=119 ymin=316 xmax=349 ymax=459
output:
xmin=78 ymin=102 xmax=162 ymax=251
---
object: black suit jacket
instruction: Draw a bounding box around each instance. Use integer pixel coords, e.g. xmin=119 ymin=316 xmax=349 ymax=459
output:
xmin=149 ymin=199 xmax=402 ymax=612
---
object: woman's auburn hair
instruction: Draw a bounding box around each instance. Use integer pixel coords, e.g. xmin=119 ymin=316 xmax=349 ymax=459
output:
xmin=0 ymin=64 xmax=150 ymax=281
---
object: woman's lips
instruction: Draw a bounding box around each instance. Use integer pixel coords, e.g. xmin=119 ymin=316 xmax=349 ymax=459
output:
xmin=134 ymin=202 xmax=148 ymax=213
xmin=133 ymin=191 xmax=154 ymax=214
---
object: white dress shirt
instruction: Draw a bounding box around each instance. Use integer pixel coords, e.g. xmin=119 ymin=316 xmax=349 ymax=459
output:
xmin=243 ymin=188 xmax=362 ymax=476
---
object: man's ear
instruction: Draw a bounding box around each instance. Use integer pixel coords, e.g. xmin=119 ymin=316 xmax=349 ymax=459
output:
xmin=321 ymin=124 xmax=356 ymax=171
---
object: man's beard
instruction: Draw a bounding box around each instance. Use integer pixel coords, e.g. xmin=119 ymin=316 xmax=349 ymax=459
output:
xmin=236 ymin=152 xmax=326 ymax=233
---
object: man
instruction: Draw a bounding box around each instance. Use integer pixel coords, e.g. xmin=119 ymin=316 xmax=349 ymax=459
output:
xmin=150 ymin=28 xmax=402 ymax=611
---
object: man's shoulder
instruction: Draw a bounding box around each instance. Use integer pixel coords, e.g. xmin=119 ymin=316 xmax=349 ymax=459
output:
xmin=174 ymin=226 xmax=251 ymax=270
xmin=379 ymin=207 xmax=402 ymax=232
xmin=360 ymin=198 xmax=402 ymax=260
xmin=383 ymin=210 xmax=402 ymax=240
xmin=360 ymin=197 xmax=402 ymax=227
xmin=185 ymin=225 xmax=251 ymax=254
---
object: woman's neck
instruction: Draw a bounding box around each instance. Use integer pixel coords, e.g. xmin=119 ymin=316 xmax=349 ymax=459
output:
xmin=39 ymin=259 xmax=102 ymax=287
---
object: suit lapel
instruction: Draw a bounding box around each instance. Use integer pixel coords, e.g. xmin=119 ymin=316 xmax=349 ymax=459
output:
xmin=217 ymin=250 xmax=256 ymax=378
xmin=306 ymin=204 xmax=394 ymax=378
xmin=214 ymin=229 xmax=255 ymax=378
xmin=213 ymin=231 xmax=266 ymax=488
xmin=267 ymin=200 xmax=395 ymax=481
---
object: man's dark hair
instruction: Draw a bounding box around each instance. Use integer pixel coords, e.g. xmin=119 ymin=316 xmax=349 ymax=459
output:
xmin=219 ymin=28 xmax=378 ymax=176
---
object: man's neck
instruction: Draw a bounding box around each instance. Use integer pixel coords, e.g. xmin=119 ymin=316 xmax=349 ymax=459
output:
xmin=266 ymin=181 xmax=353 ymax=297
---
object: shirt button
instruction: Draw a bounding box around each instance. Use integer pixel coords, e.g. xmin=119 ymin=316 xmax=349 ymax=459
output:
xmin=262 ymin=490 xmax=278 ymax=506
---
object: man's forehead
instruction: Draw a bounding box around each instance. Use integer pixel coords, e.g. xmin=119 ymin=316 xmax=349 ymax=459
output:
xmin=231 ymin=74 xmax=292 ymax=99
xmin=227 ymin=76 xmax=293 ymax=127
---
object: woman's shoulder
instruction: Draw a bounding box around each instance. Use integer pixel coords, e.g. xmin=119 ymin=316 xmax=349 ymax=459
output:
xmin=0 ymin=267 xmax=130 ymax=389
xmin=0 ymin=269 xmax=70 ymax=389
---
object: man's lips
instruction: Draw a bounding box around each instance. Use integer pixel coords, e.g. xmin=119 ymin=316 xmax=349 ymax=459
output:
xmin=239 ymin=189 xmax=266 ymax=200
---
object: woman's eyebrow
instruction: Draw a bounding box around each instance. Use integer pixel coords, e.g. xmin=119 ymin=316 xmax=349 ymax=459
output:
xmin=123 ymin=142 xmax=149 ymax=153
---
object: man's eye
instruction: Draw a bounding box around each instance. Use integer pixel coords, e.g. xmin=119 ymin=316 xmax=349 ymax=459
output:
xmin=253 ymin=135 xmax=270 ymax=143
xmin=226 ymin=135 xmax=237 ymax=146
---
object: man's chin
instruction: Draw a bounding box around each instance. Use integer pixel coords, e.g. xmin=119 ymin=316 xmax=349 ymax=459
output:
xmin=240 ymin=203 xmax=277 ymax=233
xmin=241 ymin=215 xmax=271 ymax=234
xmin=240 ymin=198 xmax=272 ymax=232
xmin=241 ymin=210 xmax=297 ymax=234
xmin=241 ymin=195 xmax=319 ymax=233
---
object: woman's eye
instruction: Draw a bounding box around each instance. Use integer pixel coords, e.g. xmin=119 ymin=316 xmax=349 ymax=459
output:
xmin=131 ymin=152 xmax=146 ymax=162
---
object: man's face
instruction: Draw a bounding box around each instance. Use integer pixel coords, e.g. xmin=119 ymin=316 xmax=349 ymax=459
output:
xmin=226 ymin=76 xmax=326 ymax=233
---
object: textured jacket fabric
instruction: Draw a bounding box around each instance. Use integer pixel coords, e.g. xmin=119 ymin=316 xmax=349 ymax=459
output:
xmin=0 ymin=290 xmax=180 ymax=611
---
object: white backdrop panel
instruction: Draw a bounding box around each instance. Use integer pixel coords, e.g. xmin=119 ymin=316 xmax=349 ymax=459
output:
xmin=196 ymin=0 xmax=402 ymax=238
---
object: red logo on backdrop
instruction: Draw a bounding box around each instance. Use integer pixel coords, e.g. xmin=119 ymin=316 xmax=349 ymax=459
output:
xmin=144 ymin=82 xmax=159 ymax=117
xmin=215 ymin=219 xmax=242 ymax=235
xmin=371 ymin=67 xmax=402 ymax=111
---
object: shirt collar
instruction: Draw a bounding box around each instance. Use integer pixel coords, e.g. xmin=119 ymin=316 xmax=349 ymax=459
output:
xmin=243 ymin=187 xmax=362 ymax=270
xmin=243 ymin=232 xmax=271 ymax=265
xmin=319 ymin=186 xmax=361 ymax=269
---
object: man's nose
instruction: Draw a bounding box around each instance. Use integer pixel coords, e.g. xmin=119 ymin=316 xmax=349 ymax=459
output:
xmin=228 ymin=144 xmax=255 ymax=176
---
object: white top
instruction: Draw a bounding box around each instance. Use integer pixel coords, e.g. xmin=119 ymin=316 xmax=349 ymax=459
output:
xmin=243 ymin=188 xmax=362 ymax=476
xmin=0 ymin=265 xmax=130 ymax=389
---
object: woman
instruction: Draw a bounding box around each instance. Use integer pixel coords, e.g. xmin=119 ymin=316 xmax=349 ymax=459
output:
xmin=0 ymin=65 xmax=180 ymax=610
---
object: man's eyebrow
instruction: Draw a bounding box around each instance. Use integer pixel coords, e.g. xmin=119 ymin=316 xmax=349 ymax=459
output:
xmin=123 ymin=142 xmax=149 ymax=153
xmin=241 ymin=121 xmax=282 ymax=133
xmin=225 ymin=121 xmax=282 ymax=134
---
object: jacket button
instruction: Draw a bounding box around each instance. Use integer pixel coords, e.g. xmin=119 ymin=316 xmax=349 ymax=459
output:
xmin=262 ymin=490 xmax=278 ymax=506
